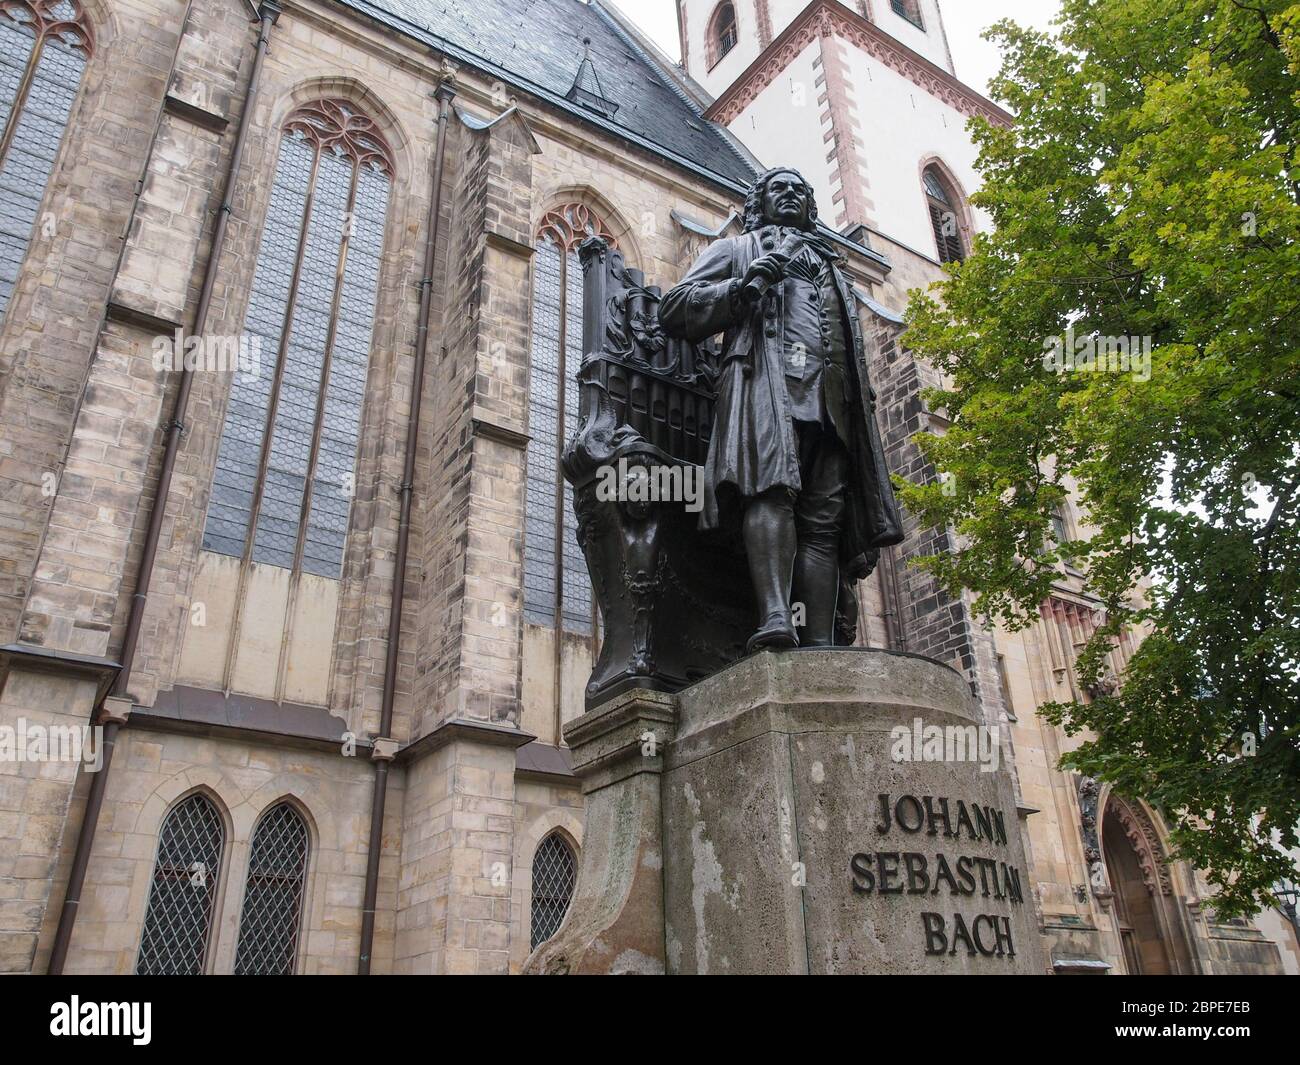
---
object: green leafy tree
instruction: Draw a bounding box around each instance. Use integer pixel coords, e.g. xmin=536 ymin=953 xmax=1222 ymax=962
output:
xmin=901 ymin=0 xmax=1300 ymax=916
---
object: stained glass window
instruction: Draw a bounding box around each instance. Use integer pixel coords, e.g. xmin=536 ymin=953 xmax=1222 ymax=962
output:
xmin=203 ymin=99 xmax=393 ymax=579
xmin=234 ymin=803 xmax=310 ymax=975
xmin=0 ymin=0 xmax=93 ymax=326
xmin=136 ymin=793 xmax=225 ymax=975
xmin=524 ymin=204 xmax=614 ymax=635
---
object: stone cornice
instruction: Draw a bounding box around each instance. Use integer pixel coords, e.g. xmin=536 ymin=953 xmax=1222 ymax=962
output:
xmin=396 ymin=717 xmax=536 ymax=765
xmin=131 ymin=684 xmax=358 ymax=755
xmin=0 ymin=643 xmax=121 ymax=708
xmin=472 ymin=415 xmax=530 ymax=450
xmin=704 ymin=0 xmax=1012 ymax=129
xmin=484 ymin=229 xmax=537 ymax=259
xmin=0 ymin=643 xmax=120 ymax=678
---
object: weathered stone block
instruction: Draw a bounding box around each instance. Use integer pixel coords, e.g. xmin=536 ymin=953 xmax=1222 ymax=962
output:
xmin=531 ymin=649 xmax=1043 ymax=975
xmin=661 ymin=649 xmax=1043 ymax=974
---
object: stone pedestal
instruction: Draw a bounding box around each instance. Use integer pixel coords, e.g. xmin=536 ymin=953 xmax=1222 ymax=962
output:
xmin=526 ymin=648 xmax=1045 ymax=975
xmin=523 ymin=689 xmax=676 ymax=975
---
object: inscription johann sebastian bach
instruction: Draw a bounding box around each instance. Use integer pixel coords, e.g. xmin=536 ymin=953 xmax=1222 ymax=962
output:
xmin=850 ymin=793 xmax=1027 ymax=960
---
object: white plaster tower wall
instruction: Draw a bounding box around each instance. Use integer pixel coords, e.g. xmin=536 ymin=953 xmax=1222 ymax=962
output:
xmin=858 ymin=0 xmax=955 ymax=73
xmin=680 ymin=0 xmax=766 ymax=97
xmin=730 ymin=41 xmax=837 ymax=218
xmin=686 ymin=0 xmax=1000 ymax=269
xmin=839 ymin=38 xmax=990 ymax=255
xmin=678 ymin=1 xmax=956 ymax=98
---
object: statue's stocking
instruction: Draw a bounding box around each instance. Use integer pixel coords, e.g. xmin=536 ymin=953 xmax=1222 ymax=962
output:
xmin=793 ymin=531 xmax=839 ymax=646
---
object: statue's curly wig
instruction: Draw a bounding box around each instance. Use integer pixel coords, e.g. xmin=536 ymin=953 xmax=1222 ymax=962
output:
xmin=742 ymin=167 xmax=819 ymax=232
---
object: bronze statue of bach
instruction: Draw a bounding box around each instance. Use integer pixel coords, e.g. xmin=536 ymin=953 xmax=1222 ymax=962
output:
xmin=659 ymin=167 xmax=903 ymax=653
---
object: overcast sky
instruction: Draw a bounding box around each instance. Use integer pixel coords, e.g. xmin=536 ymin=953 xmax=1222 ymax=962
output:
xmin=606 ymin=0 xmax=1063 ymax=98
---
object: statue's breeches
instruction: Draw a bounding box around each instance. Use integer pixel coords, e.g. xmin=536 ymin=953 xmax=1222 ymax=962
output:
xmin=790 ymin=422 xmax=848 ymax=548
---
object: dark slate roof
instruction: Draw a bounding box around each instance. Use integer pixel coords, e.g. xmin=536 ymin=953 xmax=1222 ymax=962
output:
xmin=334 ymin=0 xmax=759 ymax=188
xmin=515 ymin=740 xmax=574 ymax=780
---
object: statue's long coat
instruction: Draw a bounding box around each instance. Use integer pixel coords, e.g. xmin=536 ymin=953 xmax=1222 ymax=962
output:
xmin=659 ymin=227 xmax=904 ymax=561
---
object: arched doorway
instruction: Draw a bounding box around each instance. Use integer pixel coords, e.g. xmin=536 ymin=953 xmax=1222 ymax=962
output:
xmin=1101 ymin=796 xmax=1193 ymax=974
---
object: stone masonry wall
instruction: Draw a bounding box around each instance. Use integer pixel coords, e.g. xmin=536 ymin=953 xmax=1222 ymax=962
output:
xmin=0 ymin=0 xmax=182 ymax=648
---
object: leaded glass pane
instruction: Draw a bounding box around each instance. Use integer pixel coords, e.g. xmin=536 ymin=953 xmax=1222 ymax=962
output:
xmin=303 ymin=163 xmax=388 ymax=577
xmin=0 ymin=20 xmax=35 ymax=146
xmin=204 ymin=134 xmax=313 ymax=558
xmin=233 ymin=803 xmax=310 ymax=975
xmin=250 ymin=149 xmax=353 ymax=569
xmin=523 ymin=239 xmax=562 ymax=626
xmin=923 ymin=169 xmax=950 ymax=204
xmin=561 ymin=249 xmax=592 ymax=635
xmin=529 ymin=832 xmax=576 ymax=950
xmin=203 ymin=123 xmax=389 ymax=580
xmin=136 ymin=794 xmax=225 ymax=975
xmin=0 ymin=35 xmax=83 ymax=324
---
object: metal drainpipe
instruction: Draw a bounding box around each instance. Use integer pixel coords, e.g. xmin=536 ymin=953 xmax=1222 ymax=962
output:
xmin=876 ymin=557 xmax=897 ymax=650
xmin=357 ymin=77 xmax=456 ymax=975
xmin=886 ymin=544 xmax=908 ymax=651
xmin=46 ymin=1 xmax=281 ymax=974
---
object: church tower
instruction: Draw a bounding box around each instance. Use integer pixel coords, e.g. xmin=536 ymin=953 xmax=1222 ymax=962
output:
xmin=676 ymin=0 xmax=1007 ymax=292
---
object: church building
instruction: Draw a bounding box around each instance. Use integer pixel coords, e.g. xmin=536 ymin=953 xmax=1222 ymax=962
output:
xmin=0 ymin=0 xmax=1290 ymax=974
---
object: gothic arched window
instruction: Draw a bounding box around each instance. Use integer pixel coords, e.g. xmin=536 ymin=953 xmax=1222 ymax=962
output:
xmin=708 ymin=2 xmax=739 ymax=66
xmin=524 ymin=204 xmax=615 ymax=636
xmin=234 ymin=802 xmax=311 ymax=975
xmin=923 ymin=165 xmax=965 ymax=264
xmin=202 ymin=99 xmax=393 ymax=579
xmin=529 ymin=831 xmax=577 ymax=950
xmin=136 ymin=793 xmax=225 ymax=975
xmin=0 ymin=0 xmax=93 ymax=326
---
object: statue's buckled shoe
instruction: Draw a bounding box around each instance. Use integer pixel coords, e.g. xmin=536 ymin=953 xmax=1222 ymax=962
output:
xmin=747 ymin=613 xmax=798 ymax=655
